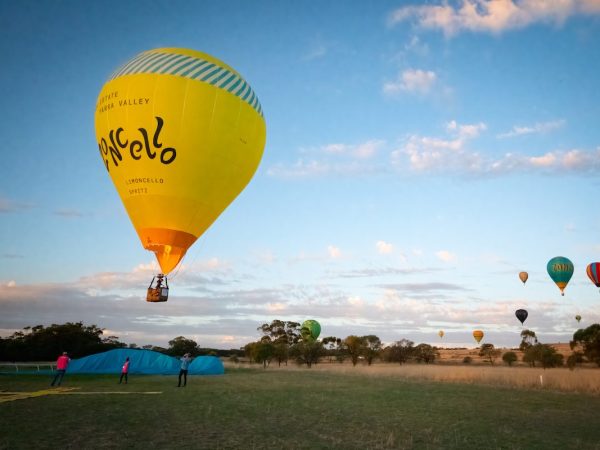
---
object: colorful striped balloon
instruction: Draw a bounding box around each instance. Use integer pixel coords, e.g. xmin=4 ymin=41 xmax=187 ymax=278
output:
xmin=586 ymin=263 xmax=600 ymax=288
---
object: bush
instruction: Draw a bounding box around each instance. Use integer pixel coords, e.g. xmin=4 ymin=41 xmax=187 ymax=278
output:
xmin=463 ymin=356 xmax=472 ymax=364
xmin=566 ymin=352 xmax=583 ymax=370
xmin=502 ymin=351 xmax=518 ymax=366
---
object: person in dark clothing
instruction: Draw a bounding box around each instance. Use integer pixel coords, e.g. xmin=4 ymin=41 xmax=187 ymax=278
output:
xmin=177 ymin=353 xmax=192 ymax=387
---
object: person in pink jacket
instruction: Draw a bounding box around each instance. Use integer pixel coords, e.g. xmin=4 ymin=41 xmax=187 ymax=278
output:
xmin=50 ymin=352 xmax=70 ymax=386
xmin=119 ymin=357 xmax=130 ymax=384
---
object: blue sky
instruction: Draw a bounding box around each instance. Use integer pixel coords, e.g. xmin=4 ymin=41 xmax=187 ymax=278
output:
xmin=1 ymin=0 xmax=600 ymax=349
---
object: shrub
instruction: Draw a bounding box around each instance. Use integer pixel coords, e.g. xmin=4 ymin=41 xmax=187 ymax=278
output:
xmin=502 ymin=351 xmax=518 ymax=366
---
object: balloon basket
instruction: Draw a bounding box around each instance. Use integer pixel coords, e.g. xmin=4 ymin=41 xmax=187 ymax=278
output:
xmin=146 ymin=275 xmax=169 ymax=302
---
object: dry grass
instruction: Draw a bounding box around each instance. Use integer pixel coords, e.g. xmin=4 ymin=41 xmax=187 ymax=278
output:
xmin=305 ymin=364 xmax=600 ymax=394
xmin=227 ymin=343 xmax=600 ymax=395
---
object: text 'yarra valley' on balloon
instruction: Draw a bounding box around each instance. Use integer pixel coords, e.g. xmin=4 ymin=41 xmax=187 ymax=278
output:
xmin=98 ymin=116 xmax=176 ymax=171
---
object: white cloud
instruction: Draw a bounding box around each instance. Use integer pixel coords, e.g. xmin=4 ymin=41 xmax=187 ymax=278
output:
xmin=393 ymin=120 xmax=486 ymax=173
xmin=347 ymin=296 xmax=365 ymax=307
xmin=328 ymin=245 xmax=342 ymax=259
xmin=323 ymin=143 xmax=347 ymax=154
xmin=497 ymin=119 xmax=566 ymax=138
xmin=383 ymin=69 xmax=437 ymax=95
xmin=376 ymin=240 xmax=394 ymax=254
xmin=1 ymin=262 xmax=595 ymax=348
xmin=353 ymin=140 xmax=384 ymax=159
xmin=436 ymin=250 xmax=456 ymax=262
xmin=267 ymin=139 xmax=386 ymax=179
xmin=389 ymin=0 xmax=600 ymax=36
xmin=392 ymin=120 xmax=600 ymax=176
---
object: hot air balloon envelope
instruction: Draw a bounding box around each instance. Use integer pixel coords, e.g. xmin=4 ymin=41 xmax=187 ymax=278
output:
xmin=586 ymin=263 xmax=600 ymax=288
xmin=473 ymin=330 xmax=484 ymax=344
xmin=438 ymin=330 xmax=444 ymax=338
xmin=519 ymin=272 xmax=528 ymax=284
xmin=95 ymin=48 xmax=267 ymax=275
xmin=301 ymin=320 xmax=321 ymax=342
xmin=575 ymin=314 xmax=581 ymax=323
xmin=547 ymin=256 xmax=574 ymax=296
xmin=515 ymin=309 xmax=528 ymax=325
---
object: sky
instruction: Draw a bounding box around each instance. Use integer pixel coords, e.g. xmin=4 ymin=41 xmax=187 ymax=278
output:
xmin=1 ymin=0 xmax=600 ymax=350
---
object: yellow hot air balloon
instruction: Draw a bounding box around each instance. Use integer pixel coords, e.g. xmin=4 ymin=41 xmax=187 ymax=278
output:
xmin=473 ymin=330 xmax=484 ymax=344
xmin=519 ymin=271 xmax=528 ymax=284
xmin=438 ymin=330 xmax=444 ymax=339
xmin=95 ymin=48 xmax=266 ymax=299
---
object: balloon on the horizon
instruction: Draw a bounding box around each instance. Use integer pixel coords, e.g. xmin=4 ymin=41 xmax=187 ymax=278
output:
xmin=519 ymin=271 xmax=528 ymax=284
xmin=438 ymin=330 xmax=444 ymax=339
xmin=301 ymin=320 xmax=321 ymax=342
xmin=473 ymin=330 xmax=484 ymax=344
xmin=515 ymin=309 xmax=528 ymax=325
xmin=575 ymin=314 xmax=581 ymax=323
xmin=547 ymin=256 xmax=574 ymax=296
xmin=94 ymin=48 xmax=267 ymax=276
xmin=586 ymin=263 xmax=600 ymax=290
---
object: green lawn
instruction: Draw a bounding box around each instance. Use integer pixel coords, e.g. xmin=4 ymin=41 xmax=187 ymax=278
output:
xmin=1 ymin=367 xmax=599 ymax=449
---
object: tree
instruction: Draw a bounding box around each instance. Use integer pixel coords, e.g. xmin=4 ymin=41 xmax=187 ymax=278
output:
xmin=290 ymin=340 xmax=324 ymax=368
xmin=502 ymin=351 xmax=518 ymax=366
xmin=570 ymin=324 xmax=600 ymax=366
xmin=343 ymin=335 xmax=365 ymax=366
xmin=361 ymin=335 xmax=382 ymax=365
xmin=383 ymin=339 xmax=414 ymax=365
xmin=0 ymin=322 xmax=125 ymax=361
xmin=322 ymin=336 xmax=345 ymax=363
xmin=257 ymin=320 xmax=301 ymax=346
xmin=538 ymin=345 xmax=563 ymax=368
xmin=523 ymin=344 xmax=563 ymax=368
xmin=519 ymin=329 xmax=538 ymax=352
xmin=272 ymin=341 xmax=290 ymax=367
xmin=566 ymin=351 xmax=584 ymax=370
xmin=522 ymin=344 xmax=542 ymax=367
xmin=167 ymin=336 xmax=200 ymax=357
xmin=479 ymin=343 xmax=501 ymax=365
xmin=413 ymin=344 xmax=438 ymax=364
xmin=244 ymin=341 xmax=275 ymax=368
xmin=257 ymin=320 xmax=301 ymax=366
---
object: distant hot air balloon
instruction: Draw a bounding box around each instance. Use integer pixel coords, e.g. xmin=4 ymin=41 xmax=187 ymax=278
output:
xmin=586 ymin=263 xmax=600 ymax=290
xmin=575 ymin=314 xmax=581 ymax=323
xmin=438 ymin=330 xmax=444 ymax=339
xmin=519 ymin=272 xmax=528 ymax=284
xmin=301 ymin=320 xmax=321 ymax=342
xmin=95 ymin=48 xmax=266 ymax=302
xmin=473 ymin=330 xmax=484 ymax=344
xmin=515 ymin=309 xmax=528 ymax=325
xmin=547 ymin=256 xmax=574 ymax=296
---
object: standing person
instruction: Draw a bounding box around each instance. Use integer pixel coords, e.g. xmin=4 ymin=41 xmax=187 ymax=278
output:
xmin=50 ymin=352 xmax=70 ymax=387
xmin=177 ymin=353 xmax=192 ymax=387
xmin=119 ymin=357 xmax=130 ymax=384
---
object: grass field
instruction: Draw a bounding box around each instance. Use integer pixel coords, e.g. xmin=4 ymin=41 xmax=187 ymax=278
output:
xmin=2 ymin=366 xmax=600 ymax=449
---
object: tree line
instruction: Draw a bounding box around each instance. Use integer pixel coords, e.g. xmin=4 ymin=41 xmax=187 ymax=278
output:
xmin=0 ymin=322 xmax=242 ymax=361
xmin=244 ymin=320 xmax=440 ymax=368
xmin=2 ymin=320 xmax=600 ymax=369
xmin=244 ymin=320 xmax=600 ymax=369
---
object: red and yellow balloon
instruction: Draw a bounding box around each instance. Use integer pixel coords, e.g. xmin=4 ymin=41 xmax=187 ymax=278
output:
xmin=94 ymin=48 xmax=266 ymax=274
